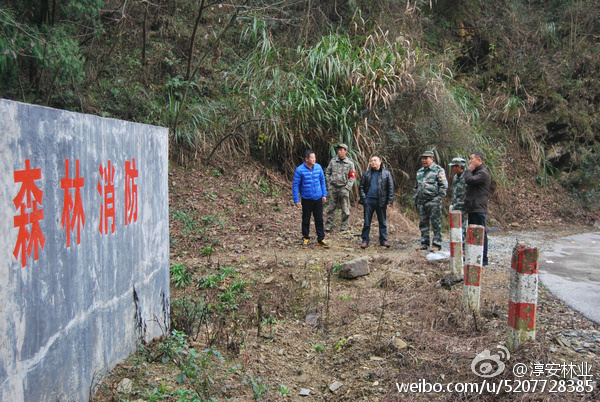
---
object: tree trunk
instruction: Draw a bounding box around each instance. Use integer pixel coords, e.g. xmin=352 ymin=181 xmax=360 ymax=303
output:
xmin=142 ymin=1 xmax=148 ymax=66
xmin=186 ymin=0 xmax=206 ymax=81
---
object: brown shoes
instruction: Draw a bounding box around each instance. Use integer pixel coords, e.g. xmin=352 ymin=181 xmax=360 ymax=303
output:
xmin=361 ymin=242 xmax=368 ymax=249
xmin=416 ymin=245 xmax=427 ymax=251
xmin=381 ymin=241 xmax=390 ymax=248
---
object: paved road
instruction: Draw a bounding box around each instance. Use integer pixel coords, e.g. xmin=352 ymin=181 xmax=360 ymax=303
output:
xmin=539 ymin=232 xmax=600 ymax=325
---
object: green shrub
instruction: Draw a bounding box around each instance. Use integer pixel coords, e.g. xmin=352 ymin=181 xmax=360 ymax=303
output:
xmin=159 ymin=331 xmax=225 ymax=399
xmin=171 ymin=298 xmax=210 ymax=339
xmin=173 ymin=210 xmax=196 ymax=233
xmin=170 ymin=263 xmax=192 ymax=288
xmin=562 ymin=149 xmax=600 ymax=209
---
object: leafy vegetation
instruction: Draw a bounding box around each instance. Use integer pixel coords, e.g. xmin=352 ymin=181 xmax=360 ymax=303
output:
xmin=170 ymin=263 xmax=192 ymax=288
xmin=173 ymin=210 xmax=196 ymax=233
xmin=10 ymin=3 xmax=599 ymax=400
xmin=2 ymin=0 xmax=600 ymax=207
xmin=170 ymin=297 xmax=210 ymax=340
xmin=136 ymin=330 xmax=226 ymax=400
xmin=561 ymin=147 xmax=600 ymax=209
xmin=232 ymin=14 xmax=421 ymax=171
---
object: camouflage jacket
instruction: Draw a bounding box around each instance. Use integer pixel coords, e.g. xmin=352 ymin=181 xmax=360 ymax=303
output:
xmin=326 ymin=156 xmax=356 ymax=192
xmin=413 ymin=162 xmax=448 ymax=205
xmin=450 ymin=172 xmax=466 ymax=212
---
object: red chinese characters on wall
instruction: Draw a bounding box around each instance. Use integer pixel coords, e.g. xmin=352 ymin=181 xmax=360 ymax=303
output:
xmin=12 ymin=156 xmax=141 ymax=267
xmin=124 ymin=159 xmax=138 ymax=225
xmin=98 ymin=160 xmax=116 ymax=235
xmin=13 ymin=159 xmax=45 ymax=267
xmin=61 ymin=159 xmax=86 ymax=247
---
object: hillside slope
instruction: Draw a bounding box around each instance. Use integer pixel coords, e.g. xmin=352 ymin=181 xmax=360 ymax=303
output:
xmin=1 ymin=0 xmax=599 ymax=213
xmin=92 ymin=155 xmax=600 ymax=400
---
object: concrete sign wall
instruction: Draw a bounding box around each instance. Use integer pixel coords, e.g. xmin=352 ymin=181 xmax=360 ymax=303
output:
xmin=0 ymin=99 xmax=170 ymax=401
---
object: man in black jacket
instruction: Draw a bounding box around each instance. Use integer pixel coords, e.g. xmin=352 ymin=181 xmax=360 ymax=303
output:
xmin=359 ymin=155 xmax=394 ymax=248
xmin=464 ymin=151 xmax=491 ymax=265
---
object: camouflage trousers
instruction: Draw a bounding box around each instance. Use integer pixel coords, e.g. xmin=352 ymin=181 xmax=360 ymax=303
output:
xmin=326 ymin=186 xmax=350 ymax=230
xmin=457 ymin=209 xmax=468 ymax=241
xmin=417 ymin=201 xmax=443 ymax=248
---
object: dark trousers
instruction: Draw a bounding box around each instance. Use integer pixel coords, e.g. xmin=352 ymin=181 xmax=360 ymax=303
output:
xmin=468 ymin=212 xmax=488 ymax=265
xmin=361 ymin=201 xmax=387 ymax=244
xmin=301 ymin=198 xmax=325 ymax=241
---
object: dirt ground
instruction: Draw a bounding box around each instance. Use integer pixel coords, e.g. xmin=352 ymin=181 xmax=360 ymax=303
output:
xmin=92 ymin=157 xmax=600 ymax=401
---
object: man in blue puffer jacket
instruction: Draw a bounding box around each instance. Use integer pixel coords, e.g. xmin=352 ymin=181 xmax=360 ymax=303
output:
xmin=293 ymin=150 xmax=330 ymax=249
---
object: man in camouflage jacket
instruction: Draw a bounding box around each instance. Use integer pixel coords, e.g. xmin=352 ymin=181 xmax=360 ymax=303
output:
xmin=325 ymin=143 xmax=356 ymax=231
xmin=414 ymin=150 xmax=448 ymax=251
xmin=450 ymin=157 xmax=467 ymax=240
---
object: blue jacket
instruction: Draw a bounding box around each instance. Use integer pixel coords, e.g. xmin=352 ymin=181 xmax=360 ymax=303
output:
xmin=292 ymin=162 xmax=327 ymax=202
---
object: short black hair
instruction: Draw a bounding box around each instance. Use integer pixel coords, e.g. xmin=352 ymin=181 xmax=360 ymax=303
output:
xmin=471 ymin=151 xmax=484 ymax=162
xmin=304 ymin=150 xmax=315 ymax=160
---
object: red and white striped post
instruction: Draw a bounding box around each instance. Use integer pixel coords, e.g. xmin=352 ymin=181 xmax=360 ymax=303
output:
xmin=507 ymin=244 xmax=539 ymax=351
xmin=449 ymin=210 xmax=463 ymax=278
xmin=462 ymin=225 xmax=485 ymax=311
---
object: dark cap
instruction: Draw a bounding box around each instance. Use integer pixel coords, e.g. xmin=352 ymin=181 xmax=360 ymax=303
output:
xmin=336 ymin=143 xmax=349 ymax=151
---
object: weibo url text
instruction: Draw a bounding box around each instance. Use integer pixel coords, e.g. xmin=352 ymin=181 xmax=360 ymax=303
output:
xmin=396 ymin=379 xmax=594 ymax=394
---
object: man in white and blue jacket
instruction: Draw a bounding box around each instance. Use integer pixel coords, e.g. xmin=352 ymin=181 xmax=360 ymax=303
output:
xmin=293 ymin=150 xmax=330 ymax=249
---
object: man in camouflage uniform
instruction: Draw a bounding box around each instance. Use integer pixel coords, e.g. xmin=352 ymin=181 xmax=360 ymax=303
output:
xmin=414 ymin=150 xmax=448 ymax=251
xmin=326 ymin=143 xmax=356 ymax=231
xmin=450 ymin=157 xmax=467 ymax=240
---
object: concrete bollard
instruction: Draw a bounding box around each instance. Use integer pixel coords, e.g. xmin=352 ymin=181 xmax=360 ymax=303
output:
xmin=507 ymin=244 xmax=539 ymax=351
xmin=449 ymin=210 xmax=463 ymax=278
xmin=462 ymin=225 xmax=485 ymax=311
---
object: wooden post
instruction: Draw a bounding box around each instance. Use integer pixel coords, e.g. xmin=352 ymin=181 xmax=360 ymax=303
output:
xmin=449 ymin=210 xmax=463 ymax=278
xmin=507 ymin=244 xmax=539 ymax=351
xmin=462 ymin=225 xmax=485 ymax=311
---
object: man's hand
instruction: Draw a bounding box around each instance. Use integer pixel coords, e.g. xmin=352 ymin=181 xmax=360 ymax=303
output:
xmin=468 ymin=162 xmax=477 ymax=171
xmin=322 ymin=197 xmax=327 ymax=203
xmin=295 ymin=202 xmax=301 ymax=209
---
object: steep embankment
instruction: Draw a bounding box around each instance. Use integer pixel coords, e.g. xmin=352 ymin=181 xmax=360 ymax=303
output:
xmin=92 ymin=157 xmax=599 ymax=401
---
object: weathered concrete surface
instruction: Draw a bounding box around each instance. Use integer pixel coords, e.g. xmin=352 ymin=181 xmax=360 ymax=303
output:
xmin=507 ymin=245 xmax=539 ymax=351
xmin=462 ymin=225 xmax=484 ymax=311
xmin=0 ymin=99 xmax=169 ymax=401
xmin=449 ymin=209 xmax=463 ymax=278
xmin=539 ymin=232 xmax=600 ymax=325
